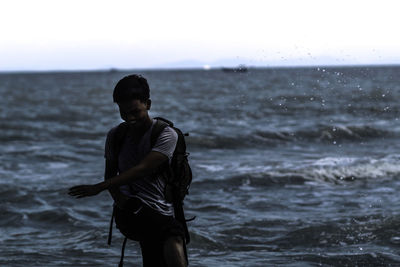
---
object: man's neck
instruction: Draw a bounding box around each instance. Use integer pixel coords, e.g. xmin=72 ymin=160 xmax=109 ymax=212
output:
xmin=141 ymin=117 xmax=153 ymax=133
xmin=127 ymin=117 xmax=153 ymax=139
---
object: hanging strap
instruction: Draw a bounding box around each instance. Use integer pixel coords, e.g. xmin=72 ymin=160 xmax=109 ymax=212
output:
xmin=108 ymin=207 xmax=129 ymax=267
xmin=118 ymin=237 xmax=128 ymax=267
xmin=108 ymin=206 xmax=116 ymax=245
xmin=182 ymin=237 xmax=189 ymax=266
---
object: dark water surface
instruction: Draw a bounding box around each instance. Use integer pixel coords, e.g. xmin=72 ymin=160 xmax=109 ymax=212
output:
xmin=1 ymin=67 xmax=400 ymax=266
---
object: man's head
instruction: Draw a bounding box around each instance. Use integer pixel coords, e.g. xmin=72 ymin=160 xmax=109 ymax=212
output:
xmin=113 ymin=74 xmax=150 ymax=103
xmin=113 ymin=74 xmax=152 ymax=129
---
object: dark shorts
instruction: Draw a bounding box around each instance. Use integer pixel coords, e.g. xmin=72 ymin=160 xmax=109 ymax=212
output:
xmin=115 ymin=198 xmax=185 ymax=266
xmin=115 ymin=198 xmax=185 ymax=243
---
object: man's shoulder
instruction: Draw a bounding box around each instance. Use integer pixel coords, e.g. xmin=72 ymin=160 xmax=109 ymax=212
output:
xmin=152 ymin=118 xmax=178 ymax=136
xmin=163 ymin=125 xmax=178 ymax=138
xmin=105 ymin=123 xmax=127 ymax=146
xmin=106 ymin=125 xmax=119 ymax=139
xmin=151 ymin=124 xmax=178 ymax=160
xmin=153 ymin=123 xmax=177 ymax=141
xmin=108 ymin=122 xmax=129 ymax=136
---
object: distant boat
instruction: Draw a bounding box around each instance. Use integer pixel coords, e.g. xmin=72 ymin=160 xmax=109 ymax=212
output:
xmin=221 ymin=64 xmax=248 ymax=73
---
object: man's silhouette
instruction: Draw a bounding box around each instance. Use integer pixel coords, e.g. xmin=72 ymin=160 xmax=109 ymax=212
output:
xmin=69 ymin=74 xmax=187 ymax=267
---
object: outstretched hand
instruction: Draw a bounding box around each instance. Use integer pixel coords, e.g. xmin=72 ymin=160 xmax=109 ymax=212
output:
xmin=68 ymin=182 xmax=106 ymax=198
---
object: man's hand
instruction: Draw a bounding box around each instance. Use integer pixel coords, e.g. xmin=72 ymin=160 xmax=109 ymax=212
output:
xmin=68 ymin=181 xmax=108 ymax=198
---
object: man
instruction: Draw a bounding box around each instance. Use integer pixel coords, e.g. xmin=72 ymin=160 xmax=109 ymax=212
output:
xmin=69 ymin=74 xmax=187 ymax=267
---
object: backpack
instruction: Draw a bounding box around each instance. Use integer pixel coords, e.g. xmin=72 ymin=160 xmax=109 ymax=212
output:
xmin=154 ymin=117 xmax=193 ymax=204
xmin=112 ymin=116 xmax=193 ymax=206
xmin=107 ymin=117 xmax=193 ymax=266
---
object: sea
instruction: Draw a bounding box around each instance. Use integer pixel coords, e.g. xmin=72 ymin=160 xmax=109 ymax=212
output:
xmin=1 ymin=66 xmax=400 ymax=266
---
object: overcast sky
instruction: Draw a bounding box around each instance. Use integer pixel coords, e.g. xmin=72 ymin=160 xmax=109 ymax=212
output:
xmin=1 ymin=0 xmax=400 ymax=71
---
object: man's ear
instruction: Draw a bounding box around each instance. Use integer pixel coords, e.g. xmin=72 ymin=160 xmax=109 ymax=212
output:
xmin=146 ymin=99 xmax=152 ymax=110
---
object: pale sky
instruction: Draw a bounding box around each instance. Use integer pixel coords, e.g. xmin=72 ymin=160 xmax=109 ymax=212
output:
xmin=1 ymin=0 xmax=400 ymax=71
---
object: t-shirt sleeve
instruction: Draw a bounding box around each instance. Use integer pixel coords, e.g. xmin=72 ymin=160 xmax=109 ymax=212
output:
xmin=152 ymin=126 xmax=178 ymax=161
xmin=104 ymin=127 xmax=117 ymax=161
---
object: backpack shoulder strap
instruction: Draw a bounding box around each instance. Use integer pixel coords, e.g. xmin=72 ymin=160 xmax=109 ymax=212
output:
xmin=114 ymin=118 xmax=170 ymax=154
xmin=113 ymin=122 xmax=129 ymax=160
xmin=150 ymin=117 xmax=171 ymax=148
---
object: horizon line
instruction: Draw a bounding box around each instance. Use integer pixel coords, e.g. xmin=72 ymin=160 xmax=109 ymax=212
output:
xmin=1 ymin=63 xmax=400 ymax=74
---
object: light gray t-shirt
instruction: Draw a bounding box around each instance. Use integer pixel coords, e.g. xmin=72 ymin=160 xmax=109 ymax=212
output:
xmin=104 ymin=119 xmax=178 ymax=216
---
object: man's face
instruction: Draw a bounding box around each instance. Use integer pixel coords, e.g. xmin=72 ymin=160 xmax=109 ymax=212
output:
xmin=117 ymin=99 xmax=151 ymax=130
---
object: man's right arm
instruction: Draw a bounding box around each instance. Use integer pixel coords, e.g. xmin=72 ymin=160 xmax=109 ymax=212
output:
xmin=104 ymin=127 xmax=127 ymax=204
xmin=105 ymin=159 xmax=118 ymax=180
xmin=104 ymin=159 xmax=127 ymax=206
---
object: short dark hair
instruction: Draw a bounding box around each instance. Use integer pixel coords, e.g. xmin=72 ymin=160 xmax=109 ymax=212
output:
xmin=113 ymin=74 xmax=150 ymax=103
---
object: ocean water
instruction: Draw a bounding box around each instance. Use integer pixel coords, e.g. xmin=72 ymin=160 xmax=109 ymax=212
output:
xmin=1 ymin=67 xmax=400 ymax=266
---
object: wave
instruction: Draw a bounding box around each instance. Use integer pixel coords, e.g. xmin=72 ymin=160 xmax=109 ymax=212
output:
xmin=187 ymin=124 xmax=394 ymax=149
xmin=292 ymin=124 xmax=393 ymax=142
xmin=289 ymin=155 xmax=400 ymax=184
xmin=195 ymin=155 xmax=400 ymax=187
xmin=294 ymin=253 xmax=400 ymax=266
xmin=0 ymin=121 xmax=106 ymax=142
xmin=194 ymin=174 xmax=306 ymax=189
